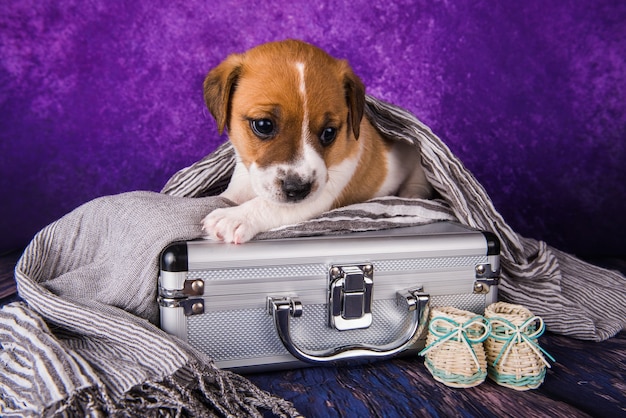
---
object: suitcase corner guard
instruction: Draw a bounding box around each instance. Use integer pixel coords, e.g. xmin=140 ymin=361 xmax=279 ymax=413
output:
xmin=266 ymin=288 xmax=430 ymax=364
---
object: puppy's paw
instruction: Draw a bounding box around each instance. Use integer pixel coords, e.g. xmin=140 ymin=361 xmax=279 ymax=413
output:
xmin=201 ymin=207 xmax=258 ymax=244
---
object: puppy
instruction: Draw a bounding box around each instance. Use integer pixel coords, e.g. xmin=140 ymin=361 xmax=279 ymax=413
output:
xmin=201 ymin=40 xmax=432 ymax=244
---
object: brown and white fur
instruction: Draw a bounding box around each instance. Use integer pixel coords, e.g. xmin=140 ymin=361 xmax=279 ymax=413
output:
xmin=201 ymin=40 xmax=432 ymax=243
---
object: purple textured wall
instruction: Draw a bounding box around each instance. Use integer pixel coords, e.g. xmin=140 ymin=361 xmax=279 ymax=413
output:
xmin=1 ymin=1 xmax=625 ymax=256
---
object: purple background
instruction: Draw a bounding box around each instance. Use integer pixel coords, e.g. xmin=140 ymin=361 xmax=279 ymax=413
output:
xmin=1 ymin=1 xmax=625 ymax=256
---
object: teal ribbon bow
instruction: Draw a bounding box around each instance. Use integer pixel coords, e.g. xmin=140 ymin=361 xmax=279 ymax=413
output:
xmin=419 ymin=315 xmax=490 ymax=371
xmin=488 ymin=316 xmax=555 ymax=368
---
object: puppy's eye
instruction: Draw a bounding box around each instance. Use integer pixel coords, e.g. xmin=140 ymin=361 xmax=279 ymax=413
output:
xmin=250 ymin=119 xmax=275 ymax=139
xmin=320 ymin=127 xmax=337 ymax=146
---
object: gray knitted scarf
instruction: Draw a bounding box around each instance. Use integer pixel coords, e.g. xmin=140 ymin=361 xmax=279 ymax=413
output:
xmin=1 ymin=96 xmax=624 ymax=417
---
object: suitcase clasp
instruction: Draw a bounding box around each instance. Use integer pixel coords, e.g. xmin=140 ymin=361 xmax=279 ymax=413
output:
xmin=329 ymin=264 xmax=374 ymax=331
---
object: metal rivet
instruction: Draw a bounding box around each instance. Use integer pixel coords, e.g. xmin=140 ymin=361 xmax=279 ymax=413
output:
xmin=191 ymin=280 xmax=204 ymax=293
xmin=363 ymin=264 xmax=373 ymax=276
xmin=330 ymin=267 xmax=342 ymax=280
xmin=191 ymin=302 xmax=204 ymax=314
xmin=475 ymin=264 xmax=486 ymax=275
xmin=473 ymin=282 xmax=489 ymax=294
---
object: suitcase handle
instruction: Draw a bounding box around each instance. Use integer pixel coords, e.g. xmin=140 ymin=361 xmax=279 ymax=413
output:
xmin=267 ymin=289 xmax=430 ymax=364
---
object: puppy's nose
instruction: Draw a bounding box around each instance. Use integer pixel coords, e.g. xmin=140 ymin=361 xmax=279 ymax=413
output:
xmin=281 ymin=178 xmax=312 ymax=202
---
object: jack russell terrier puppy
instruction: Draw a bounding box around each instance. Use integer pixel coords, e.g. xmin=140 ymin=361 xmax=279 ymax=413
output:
xmin=202 ymin=40 xmax=433 ymax=243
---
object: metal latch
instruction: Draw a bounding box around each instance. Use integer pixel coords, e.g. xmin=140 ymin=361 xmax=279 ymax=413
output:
xmin=473 ymin=263 xmax=500 ymax=294
xmin=329 ymin=264 xmax=374 ymax=331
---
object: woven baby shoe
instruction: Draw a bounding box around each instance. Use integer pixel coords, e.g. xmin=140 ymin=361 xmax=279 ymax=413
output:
xmin=419 ymin=306 xmax=490 ymax=388
xmin=484 ymin=302 xmax=555 ymax=390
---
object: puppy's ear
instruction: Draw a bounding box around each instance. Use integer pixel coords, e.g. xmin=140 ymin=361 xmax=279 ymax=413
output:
xmin=203 ymin=54 xmax=243 ymax=134
xmin=341 ymin=63 xmax=366 ymax=140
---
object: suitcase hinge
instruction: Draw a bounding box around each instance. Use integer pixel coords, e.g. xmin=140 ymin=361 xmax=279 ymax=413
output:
xmin=158 ymin=297 xmax=204 ymax=316
xmin=473 ymin=263 xmax=500 ymax=294
xmin=329 ymin=264 xmax=374 ymax=331
xmin=159 ymin=278 xmax=205 ymax=298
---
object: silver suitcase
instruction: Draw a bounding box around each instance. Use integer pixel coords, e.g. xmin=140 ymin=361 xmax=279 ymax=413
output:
xmin=158 ymin=222 xmax=500 ymax=372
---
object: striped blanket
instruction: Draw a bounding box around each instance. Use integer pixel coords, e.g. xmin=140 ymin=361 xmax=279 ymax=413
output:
xmin=1 ymin=96 xmax=624 ymax=416
xmin=163 ymin=96 xmax=626 ymax=341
